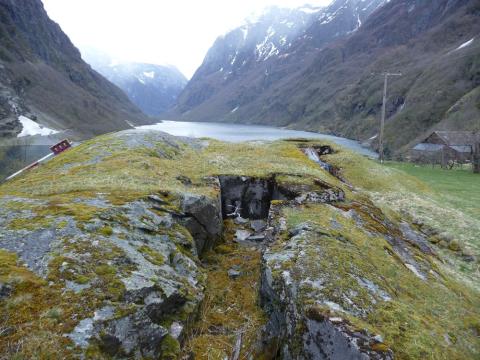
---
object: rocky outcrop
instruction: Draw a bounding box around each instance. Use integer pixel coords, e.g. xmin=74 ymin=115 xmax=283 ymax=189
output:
xmin=0 ymin=130 xmax=478 ymax=359
xmin=260 ymin=215 xmax=394 ymax=359
xmin=0 ymin=130 xmax=219 ymax=358
xmin=179 ymin=192 xmax=223 ymax=254
xmin=258 ymin=190 xmax=468 ymax=358
xmin=0 ymin=194 xmax=211 ymax=358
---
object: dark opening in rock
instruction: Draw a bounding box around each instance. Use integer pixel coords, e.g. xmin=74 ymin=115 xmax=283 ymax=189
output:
xmin=219 ymin=176 xmax=275 ymax=220
xmin=219 ymin=176 xmax=298 ymax=220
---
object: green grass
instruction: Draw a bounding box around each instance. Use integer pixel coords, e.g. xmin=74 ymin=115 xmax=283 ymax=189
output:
xmin=386 ymin=162 xmax=480 ymax=219
xmin=371 ymin=161 xmax=480 ymax=291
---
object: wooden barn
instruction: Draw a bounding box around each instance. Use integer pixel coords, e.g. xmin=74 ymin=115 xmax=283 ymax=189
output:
xmin=410 ymin=131 xmax=479 ymax=165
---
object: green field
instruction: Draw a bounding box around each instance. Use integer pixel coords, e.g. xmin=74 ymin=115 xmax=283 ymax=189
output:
xmin=386 ymin=162 xmax=480 ymax=219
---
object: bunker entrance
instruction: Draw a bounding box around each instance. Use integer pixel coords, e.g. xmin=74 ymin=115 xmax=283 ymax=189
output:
xmin=218 ymin=176 xmax=294 ymax=220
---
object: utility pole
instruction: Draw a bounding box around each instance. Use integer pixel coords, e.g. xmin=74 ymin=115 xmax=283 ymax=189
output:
xmin=473 ymin=140 xmax=479 ymax=174
xmin=379 ymin=72 xmax=402 ymax=163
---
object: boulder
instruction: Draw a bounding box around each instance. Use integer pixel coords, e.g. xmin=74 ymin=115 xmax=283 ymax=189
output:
xmin=235 ymin=230 xmax=252 ymax=242
xmin=180 ymin=193 xmax=223 ymax=254
xmin=250 ymin=219 xmax=267 ymax=233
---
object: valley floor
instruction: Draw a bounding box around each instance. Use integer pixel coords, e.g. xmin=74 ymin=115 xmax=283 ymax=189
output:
xmin=385 ymin=162 xmax=480 ymax=220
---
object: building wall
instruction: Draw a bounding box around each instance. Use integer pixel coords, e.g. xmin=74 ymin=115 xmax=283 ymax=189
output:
xmin=410 ymin=147 xmax=471 ymax=165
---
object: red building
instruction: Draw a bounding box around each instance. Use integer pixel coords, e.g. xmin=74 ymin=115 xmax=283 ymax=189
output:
xmin=50 ymin=139 xmax=72 ymax=155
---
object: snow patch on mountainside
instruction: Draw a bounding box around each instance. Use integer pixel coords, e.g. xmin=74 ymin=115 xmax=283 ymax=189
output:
xmin=17 ymin=116 xmax=59 ymax=137
xmin=299 ymin=6 xmax=322 ymax=14
xmin=143 ymin=71 xmax=155 ymax=79
xmin=454 ymin=38 xmax=474 ymax=51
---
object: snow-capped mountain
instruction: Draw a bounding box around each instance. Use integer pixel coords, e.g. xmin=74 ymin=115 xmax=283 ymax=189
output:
xmin=170 ymin=0 xmax=480 ymax=155
xmin=82 ymin=49 xmax=187 ymax=116
xmin=100 ymin=63 xmax=187 ymax=117
xmin=198 ymin=5 xmax=322 ymax=76
xmin=172 ymin=0 xmax=386 ymax=113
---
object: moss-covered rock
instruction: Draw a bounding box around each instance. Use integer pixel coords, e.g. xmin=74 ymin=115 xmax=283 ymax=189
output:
xmin=0 ymin=129 xmax=478 ymax=359
xmin=260 ymin=201 xmax=480 ymax=358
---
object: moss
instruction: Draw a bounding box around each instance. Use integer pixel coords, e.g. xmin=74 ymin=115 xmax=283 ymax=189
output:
xmin=7 ymin=216 xmax=54 ymax=231
xmin=371 ymin=343 xmax=390 ymax=352
xmin=214 ymin=244 xmax=235 ymax=254
xmin=75 ymin=274 xmax=90 ymax=285
xmin=138 ymin=245 xmax=165 ymax=266
xmin=98 ymin=226 xmax=113 ymax=236
xmin=43 ymin=307 xmax=64 ymax=321
xmin=0 ymin=250 xmax=81 ymax=358
xmin=160 ymin=335 xmax=180 ymax=359
xmin=182 ymin=220 xmax=266 ymax=359
xmin=448 ymin=240 xmax=461 ymax=252
xmin=94 ymin=264 xmax=116 ymax=276
xmin=0 ymin=138 xmax=340 ymax=200
xmin=57 ymin=220 xmax=68 ymax=229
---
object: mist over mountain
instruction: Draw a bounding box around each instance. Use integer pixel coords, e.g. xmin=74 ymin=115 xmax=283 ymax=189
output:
xmin=0 ymin=0 xmax=151 ymax=140
xmin=81 ymin=48 xmax=187 ymax=116
xmin=171 ymin=0 xmax=480 ymax=155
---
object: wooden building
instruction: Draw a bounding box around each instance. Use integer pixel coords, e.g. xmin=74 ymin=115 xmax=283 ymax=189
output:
xmin=410 ymin=131 xmax=479 ymax=165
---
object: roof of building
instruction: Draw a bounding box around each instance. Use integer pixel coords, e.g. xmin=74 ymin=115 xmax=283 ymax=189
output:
xmin=413 ymin=143 xmax=444 ymax=152
xmin=431 ymin=131 xmax=479 ymax=146
xmin=450 ymin=145 xmax=473 ymax=153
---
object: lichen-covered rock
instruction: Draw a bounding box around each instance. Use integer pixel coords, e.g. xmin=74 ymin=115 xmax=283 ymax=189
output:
xmin=0 ymin=130 xmax=479 ymax=359
xmin=179 ymin=192 xmax=223 ymax=254
xmin=0 ymin=193 xmax=210 ymax=358
xmin=0 ymin=130 xmax=221 ymax=358
xmin=260 ymin=199 xmax=480 ymax=359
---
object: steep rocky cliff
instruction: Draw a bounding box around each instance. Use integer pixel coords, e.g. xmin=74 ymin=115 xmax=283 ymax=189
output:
xmin=172 ymin=0 xmax=480 ymax=156
xmin=0 ymin=0 xmax=151 ymax=140
xmin=0 ymin=129 xmax=478 ymax=358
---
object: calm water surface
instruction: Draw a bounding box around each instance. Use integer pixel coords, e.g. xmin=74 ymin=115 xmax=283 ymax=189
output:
xmin=137 ymin=120 xmax=377 ymax=157
xmin=1 ymin=120 xmax=377 ymax=180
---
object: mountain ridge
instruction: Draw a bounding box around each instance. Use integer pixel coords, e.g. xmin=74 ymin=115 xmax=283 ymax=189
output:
xmin=81 ymin=48 xmax=188 ymax=117
xmin=0 ymin=0 xmax=151 ymax=140
xmin=170 ymin=0 xmax=480 ymax=156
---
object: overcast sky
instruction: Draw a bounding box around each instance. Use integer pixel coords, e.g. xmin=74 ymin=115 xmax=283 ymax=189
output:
xmin=42 ymin=0 xmax=331 ymax=78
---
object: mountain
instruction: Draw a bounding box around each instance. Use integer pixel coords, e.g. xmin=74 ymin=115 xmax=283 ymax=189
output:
xmin=0 ymin=0 xmax=151 ymax=140
xmin=171 ymin=0 xmax=480 ymax=156
xmin=81 ymin=48 xmax=187 ymax=117
xmin=170 ymin=0 xmax=386 ymax=121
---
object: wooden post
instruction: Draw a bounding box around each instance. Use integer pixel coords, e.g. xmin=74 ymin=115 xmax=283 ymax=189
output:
xmin=473 ymin=142 xmax=480 ymax=174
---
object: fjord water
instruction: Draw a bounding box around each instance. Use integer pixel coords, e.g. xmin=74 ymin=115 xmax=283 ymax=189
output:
xmin=1 ymin=120 xmax=377 ymax=180
xmin=0 ymin=144 xmax=52 ymax=181
xmin=137 ymin=120 xmax=378 ymax=157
